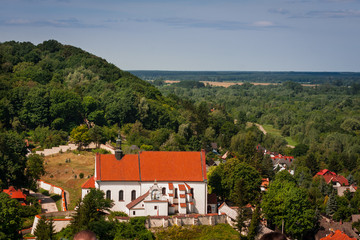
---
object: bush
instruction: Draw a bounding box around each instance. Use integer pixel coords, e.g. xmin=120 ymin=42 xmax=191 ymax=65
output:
xmin=108 ymin=211 xmax=128 ymax=221
xmin=79 ymin=173 xmax=84 ymax=179
xmin=92 ymin=148 xmax=110 ymax=154
xmin=40 ymin=189 xmax=50 ymax=196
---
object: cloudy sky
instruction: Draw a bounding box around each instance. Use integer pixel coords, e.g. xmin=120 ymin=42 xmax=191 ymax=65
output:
xmin=1 ymin=0 xmax=359 ymax=71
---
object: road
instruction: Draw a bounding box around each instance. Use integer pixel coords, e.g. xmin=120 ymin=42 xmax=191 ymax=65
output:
xmin=30 ymin=192 xmax=58 ymax=213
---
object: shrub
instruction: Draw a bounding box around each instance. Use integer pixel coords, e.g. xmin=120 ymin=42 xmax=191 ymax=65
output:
xmin=79 ymin=173 xmax=84 ymax=179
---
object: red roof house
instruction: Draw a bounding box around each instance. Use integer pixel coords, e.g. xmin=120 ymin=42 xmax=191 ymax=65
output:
xmin=320 ymin=230 xmax=356 ymax=240
xmin=3 ymin=186 xmax=27 ymax=205
xmin=315 ymin=169 xmax=349 ymax=186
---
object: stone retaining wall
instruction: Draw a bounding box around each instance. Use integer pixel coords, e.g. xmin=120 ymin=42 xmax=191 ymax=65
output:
xmin=38 ymin=180 xmax=67 ymax=211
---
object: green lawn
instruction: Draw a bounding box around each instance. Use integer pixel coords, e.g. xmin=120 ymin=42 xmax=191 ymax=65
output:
xmin=262 ymin=124 xmax=298 ymax=147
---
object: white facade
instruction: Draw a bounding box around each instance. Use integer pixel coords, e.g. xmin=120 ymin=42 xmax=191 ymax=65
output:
xmin=84 ymin=180 xmax=207 ymax=216
xmin=82 ymin=150 xmax=210 ymax=217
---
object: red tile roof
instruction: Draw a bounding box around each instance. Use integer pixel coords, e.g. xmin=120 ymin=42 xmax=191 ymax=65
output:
xmin=3 ymin=186 xmax=26 ymax=200
xmin=97 ymin=150 xmax=207 ymax=182
xmin=168 ymin=183 xmax=174 ymax=190
xmin=179 ymin=184 xmax=186 ymax=191
xmin=320 ymin=230 xmax=356 ymax=240
xmin=316 ymin=169 xmax=349 ymax=186
xmin=126 ymin=191 xmax=149 ymax=209
xmin=81 ymin=176 xmax=95 ymax=189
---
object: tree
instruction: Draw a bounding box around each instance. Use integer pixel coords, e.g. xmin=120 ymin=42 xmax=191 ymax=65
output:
xmin=221 ymin=159 xmax=262 ymax=205
xmin=26 ymin=154 xmax=45 ymax=190
xmin=34 ymin=218 xmax=55 ymax=240
xmin=262 ymin=179 xmax=317 ymax=238
xmin=0 ymin=130 xmax=28 ymax=189
xmin=70 ymin=124 xmax=91 ymax=150
xmin=247 ymin=206 xmax=261 ymax=240
xmin=0 ymin=192 xmax=23 ymax=239
xmin=89 ymin=125 xmax=106 ymax=148
xmin=70 ymin=189 xmax=114 ymax=235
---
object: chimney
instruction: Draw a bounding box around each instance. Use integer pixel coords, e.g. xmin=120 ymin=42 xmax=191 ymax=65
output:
xmin=115 ymin=134 xmax=123 ymax=160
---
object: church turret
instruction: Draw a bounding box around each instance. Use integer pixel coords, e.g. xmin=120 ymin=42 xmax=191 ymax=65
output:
xmin=115 ymin=135 xmax=123 ymax=160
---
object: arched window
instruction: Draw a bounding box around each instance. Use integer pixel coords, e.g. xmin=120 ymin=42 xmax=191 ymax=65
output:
xmin=106 ymin=190 xmax=111 ymax=200
xmin=131 ymin=190 xmax=136 ymax=201
xmin=119 ymin=190 xmax=124 ymax=201
xmin=162 ymin=187 xmax=166 ymax=195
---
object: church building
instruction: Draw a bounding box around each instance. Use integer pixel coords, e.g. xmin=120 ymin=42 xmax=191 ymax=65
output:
xmin=81 ymin=137 xmax=208 ymax=216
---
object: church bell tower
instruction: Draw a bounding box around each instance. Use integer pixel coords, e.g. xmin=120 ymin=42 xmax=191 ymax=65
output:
xmin=115 ymin=134 xmax=123 ymax=160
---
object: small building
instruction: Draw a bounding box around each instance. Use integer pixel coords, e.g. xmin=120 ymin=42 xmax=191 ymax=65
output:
xmin=207 ymin=193 xmax=217 ymax=213
xmin=3 ymin=186 xmax=27 ymax=206
xmin=261 ymin=178 xmax=269 ymax=192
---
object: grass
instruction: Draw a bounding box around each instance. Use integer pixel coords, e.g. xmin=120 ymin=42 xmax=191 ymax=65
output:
xmin=262 ymin=124 xmax=298 ymax=147
xmin=50 ymin=194 xmax=63 ymax=211
xmin=42 ymin=151 xmax=95 ymax=210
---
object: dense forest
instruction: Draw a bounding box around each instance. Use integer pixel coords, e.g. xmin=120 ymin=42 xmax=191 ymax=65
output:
xmin=131 ymin=70 xmax=360 ymax=84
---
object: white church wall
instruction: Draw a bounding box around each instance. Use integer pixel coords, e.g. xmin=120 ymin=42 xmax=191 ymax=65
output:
xmin=98 ymin=181 xmax=141 ymax=212
xmin=144 ymin=201 xmax=168 ymax=216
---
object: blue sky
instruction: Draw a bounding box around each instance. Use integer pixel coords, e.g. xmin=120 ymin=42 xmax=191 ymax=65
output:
xmin=1 ymin=0 xmax=360 ymax=72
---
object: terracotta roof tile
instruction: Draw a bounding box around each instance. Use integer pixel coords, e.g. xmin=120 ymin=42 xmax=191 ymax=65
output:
xmin=81 ymin=176 xmax=95 ymax=188
xmin=320 ymin=230 xmax=356 ymax=240
xmin=3 ymin=186 xmax=26 ymax=200
xmin=126 ymin=191 xmax=149 ymax=209
xmin=97 ymin=151 xmax=206 ymax=182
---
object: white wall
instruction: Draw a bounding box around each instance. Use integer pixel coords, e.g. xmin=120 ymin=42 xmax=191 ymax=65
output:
xmin=144 ymin=201 xmax=168 ymax=216
xmin=93 ymin=180 xmax=207 ymax=215
xmin=98 ymin=181 xmax=141 ymax=212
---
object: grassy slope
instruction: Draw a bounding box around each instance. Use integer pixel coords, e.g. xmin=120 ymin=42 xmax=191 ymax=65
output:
xmin=42 ymin=151 xmax=95 ymax=210
xmin=262 ymin=124 xmax=298 ymax=147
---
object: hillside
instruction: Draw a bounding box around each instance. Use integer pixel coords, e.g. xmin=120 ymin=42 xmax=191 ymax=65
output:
xmin=0 ymin=40 xmax=179 ymax=133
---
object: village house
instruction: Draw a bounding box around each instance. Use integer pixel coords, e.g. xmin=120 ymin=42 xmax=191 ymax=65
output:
xmin=82 ymin=137 xmax=210 ymax=217
xmin=2 ymin=186 xmax=27 ymax=206
xmin=314 ymin=169 xmax=357 ymax=196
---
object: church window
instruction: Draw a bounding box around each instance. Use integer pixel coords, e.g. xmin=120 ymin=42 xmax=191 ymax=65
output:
xmin=162 ymin=187 xmax=166 ymax=195
xmin=154 ymin=206 xmax=157 ymax=210
xmin=119 ymin=190 xmax=124 ymax=201
xmin=133 ymin=211 xmax=136 ymax=215
xmin=106 ymin=190 xmax=111 ymax=200
xmin=131 ymin=190 xmax=136 ymax=201
xmin=175 ymin=188 xmax=178 ymax=198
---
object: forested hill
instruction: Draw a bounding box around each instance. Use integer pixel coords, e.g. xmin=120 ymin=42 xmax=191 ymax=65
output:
xmin=0 ymin=40 xmax=180 ymax=133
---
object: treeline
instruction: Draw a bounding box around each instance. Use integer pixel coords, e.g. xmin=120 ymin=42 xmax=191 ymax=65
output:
xmin=131 ymin=70 xmax=360 ymax=84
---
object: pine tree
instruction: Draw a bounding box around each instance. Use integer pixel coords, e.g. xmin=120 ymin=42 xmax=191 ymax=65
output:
xmin=247 ymin=206 xmax=261 ymax=240
xmin=326 ymin=191 xmax=338 ymax=216
xmin=34 ymin=218 xmax=55 ymax=240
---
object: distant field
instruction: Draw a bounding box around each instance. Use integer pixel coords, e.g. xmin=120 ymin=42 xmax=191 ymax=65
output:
xmin=164 ymin=80 xmax=317 ymax=88
xmin=42 ymin=151 xmax=95 ymax=210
